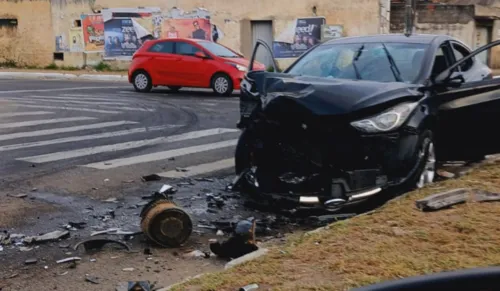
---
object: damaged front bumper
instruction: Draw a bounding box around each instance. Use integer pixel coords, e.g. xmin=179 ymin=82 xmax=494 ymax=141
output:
xmin=236 ymin=112 xmax=422 ymax=211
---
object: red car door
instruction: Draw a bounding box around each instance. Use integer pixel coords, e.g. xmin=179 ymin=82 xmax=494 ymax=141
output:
xmin=172 ymin=41 xmax=212 ymax=87
xmin=147 ymin=41 xmax=182 ymax=85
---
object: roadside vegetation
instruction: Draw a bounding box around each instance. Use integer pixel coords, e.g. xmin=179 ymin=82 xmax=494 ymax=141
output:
xmin=0 ymin=60 xmax=125 ymax=72
xmin=177 ymin=158 xmax=500 ymax=291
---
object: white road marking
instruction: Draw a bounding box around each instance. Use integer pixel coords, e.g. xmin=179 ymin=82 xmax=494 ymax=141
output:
xmin=199 ymin=102 xmax=217 ymax=106
xmin=0 ymin=125 xmax=178 ymax=152
xmin=157 ymin=158 xmax=235 ymax=178
xmin=5 ymin=104 xmax=122 ymax=114
xmin=82 ymin=139 xmax=238 ymax=169
xmin=0 ymin=121 xmax=137 ymax=141
xmin=0 ymin=111 xmax=53 ymax=118
xmin=6 ymin=100 xmax=153 ymax=112
xmin=5 ymin=97 xmax=130 ymax=106
xmin=97 ymin=105 xmax=154 ymax=112
xmin=27 ymin=95 xmax=134 ymax=102
xmin=0 ymin=86 xmax=128 ymax=94
xmin=0 ymin=117 xmax=96 ymax=129
xmin=18 ymin=128 xmax=239 ymax=163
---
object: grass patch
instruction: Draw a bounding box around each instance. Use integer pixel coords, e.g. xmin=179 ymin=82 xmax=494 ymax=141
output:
xmin=177 ymin=159 xmax=500 ymax=291
xmin=0 ymin=60 xmax=18 ymax=68
xmin=93 ymin=61 xmax=112 ymax=72
xmin=43 ymin=63 xmax=58 ymax=70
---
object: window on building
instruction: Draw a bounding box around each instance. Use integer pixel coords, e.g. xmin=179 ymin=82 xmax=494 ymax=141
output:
xmin=53 ymin=52 xmax=64 ymax=61
xmin=74 ymin=19 xmax=82 ymax=27
xmin=0 ymin=18 xmax=18 ymax=28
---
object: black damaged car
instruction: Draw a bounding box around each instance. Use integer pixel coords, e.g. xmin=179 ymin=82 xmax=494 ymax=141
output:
xmin=235 ymin=34 xmax=500 ymax=211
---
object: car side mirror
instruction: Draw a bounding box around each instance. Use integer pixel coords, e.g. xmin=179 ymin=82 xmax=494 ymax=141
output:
xmin=194 ymin=51 xmax=207 ymax=59
xmin=434 ymin=71 xmax=464 ymax=88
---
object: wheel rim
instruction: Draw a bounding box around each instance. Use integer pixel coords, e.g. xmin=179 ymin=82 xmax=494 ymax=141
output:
xmin=416 ymin=141 xmax=436 ymax=188
xmin=135 ymin=73 xmax=148 ymax=90
xmin=214 ymin=77 xmax=229 ymax=94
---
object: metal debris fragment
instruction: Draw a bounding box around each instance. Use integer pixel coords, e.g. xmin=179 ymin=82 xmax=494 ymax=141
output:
xmin=85 ymin=274 xmax=100 ymax=284
xmin=416 ymin=188 xmax=500 ymax=211
xmin=56 ymin=257 xmax=81 ymax=264
xmin=141 ymin=174 xmax=162 ymax=182
xmin=239 ymin=283 xmax=260 ymax=291
xmin=7 ymin=193 xmax=27 ymax=198
xmin=24 ymin=230 xmax=69 ymax=244
xmin=122 ymin=267 xmax=135 ymax=272
xmin=24 ymin=258 xmax=37 ymax=265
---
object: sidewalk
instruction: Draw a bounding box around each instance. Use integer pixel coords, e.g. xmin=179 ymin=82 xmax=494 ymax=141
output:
xmin=0 ymin=68 xmax=128 ymax=82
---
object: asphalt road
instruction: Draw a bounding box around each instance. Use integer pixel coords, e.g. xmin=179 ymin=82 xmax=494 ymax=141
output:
xmin=0 ymin=79 xmax=241 ymax=183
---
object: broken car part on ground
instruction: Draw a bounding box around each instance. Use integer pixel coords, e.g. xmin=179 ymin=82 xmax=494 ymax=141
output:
xmin=237 ymin=35 xmax=500 ymax=212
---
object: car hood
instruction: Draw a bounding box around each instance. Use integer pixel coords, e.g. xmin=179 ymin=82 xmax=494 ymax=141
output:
xmin=223 ymin=57 xmax=265 ymax=70
xmin=244 ymin=71 xmax=424 ymax=116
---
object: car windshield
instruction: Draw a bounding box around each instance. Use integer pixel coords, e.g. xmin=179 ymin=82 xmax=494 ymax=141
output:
xmin=286 ymin=42 xmax=429 ymax=83
xmin=197 ymin=41 xmax=240 ymax=58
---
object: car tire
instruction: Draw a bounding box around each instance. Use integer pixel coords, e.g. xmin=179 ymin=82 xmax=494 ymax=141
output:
xmin=167 ymin=86 xmax=181 ymax=92
xmin=211 ymin=73 xmax=233 ymax=96
xmin=235 ymin=130 xmax=252 ymax=175
xmin=405 ymin=130 xmax=436 ymax=190
xmin=132 ymin=70 xmax=153 ymax=93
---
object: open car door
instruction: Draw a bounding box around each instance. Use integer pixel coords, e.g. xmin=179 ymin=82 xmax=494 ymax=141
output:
xmin=432 ymin=40 xmax=500 ymax=161
xmin=238 ymin=39 xmax=285 ymax=129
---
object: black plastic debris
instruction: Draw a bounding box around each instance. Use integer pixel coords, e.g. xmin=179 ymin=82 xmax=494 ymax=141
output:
xmin=73 ymin=238 xmax=131 ymax=252
xmin=210 ymin=218 xmax=258 ymax=259
xmin=175 ymin=167 xmax=188 ymax=172
xmin=85 ymin=275 xmax=100 ymax=284
xmin=127 ymin=281 xmax=150 ymax=291
xmin=7 ymin=193 xmax=27 ymax=199
xmin=141 ymin=174 xmax=162 ymax=182
xmin=68 ymin=222 xmax=87 ymax=229
xmin=24 ymin=258 xmax=37 ymax=265
xmin=307 ymin=213 xmax=356 ymax=227
xmin=195 ymin=177 xmax=214 ymax=182
xmin=143 ymin=248 xmax=152 ymax=255
xmin=239 ymin=284 xmax=259 ymax=291
xmin=24 ymin=230 xmax=70 ymax=244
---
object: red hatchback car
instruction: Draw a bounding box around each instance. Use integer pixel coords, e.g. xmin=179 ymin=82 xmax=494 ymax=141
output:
xmin=128 ymin=38 xmax=266 ymax=96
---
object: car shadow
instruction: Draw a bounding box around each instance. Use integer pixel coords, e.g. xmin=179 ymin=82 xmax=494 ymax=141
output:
xmin=149 ymin=88 xmax=241 ymax=99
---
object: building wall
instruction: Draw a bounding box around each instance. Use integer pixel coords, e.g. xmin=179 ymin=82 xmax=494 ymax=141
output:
xmin=390 ymin=3 xmax=476 ymax=48
xmin=0 ymin=0 xmax=53 ymax=66
xmin=2 ymin=0 xmax=383 ymax=68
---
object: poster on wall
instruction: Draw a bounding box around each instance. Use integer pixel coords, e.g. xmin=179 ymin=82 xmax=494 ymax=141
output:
xmin=82 ymin=14 xmax=105 ymax=52
xmin=102 ymin=7 xmax=161 ymax=59
xmin=69 ymin=28 xmax=84 ymax=52
xmin=321 ymin=24 xmax=343 ymax=42
xmin=272 ymin=17 xmax=325 ymax=58
xmin=162 ymin=18 xmax=211 ymax=40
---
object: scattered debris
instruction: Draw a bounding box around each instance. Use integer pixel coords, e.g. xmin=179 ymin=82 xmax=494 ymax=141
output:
xmin=0 ymin=245 xmax=3 ymax=252
xmin=24 ymin=230 xmax=70 ymax=244
xmin=197 ymin=224 xmax=216 ymax=230
xmin=73 ymin=238 xmax=131 ymax=252
xmin=308 ymin=213 xmax=356 ymax=227
xmin=59 ymin=271 xmax=69 ymax=276
xmin=24 ymin=258 xmax=37 ymax=265
xmin=183 ymin=250 xmax=209 ymax=259
xmin=124 ymin=179 xmax=134 ymax=183
xmin=239 ymin=283 xmax=260 ymax=291
xmin=176 ymin=167 xmax=189 ymax=172
xmin=19 ymin=247 xmax=32 ymax=252
xmin=195 ymin=177 xmax=214 ymax=182
xmin=140 ymin=195 xmax=193 ymax=248
xmin=90 ymin=228 xmax=136 ymax=236
xmin=416 ymin=188 xmax=500 ymax=211
xmin=56 ymin=257 xmax=81 ymax=264
xmin=224 ymin=248 xmax=269 ymax=270
xmin=103 ymin=197 xmax=118 ymax=203
xmin=122 ymin=267 xmax=135 ymax=272
xmin=177 ymin=181 xmax=195 ymax=186
xmin=216 ymin=230 xmax=224 ymax=236
xmin=85 ymin=274 xmax=100 ymax=284
xmin=126 ymin=281 xmax=151 ymax=291
xmin=211 ymin=218 xmax=258 ymax=259
xmin=67 ymin=221 xmax=87 ymax=230
xmin=437 ymin=170 xmax=456 ymax=179
xmin=31 ymin=188 xmax=37 ymax=192
xmin=141 ymin=174 xmax=162 ymax=182
xmin=90 ymin=258 xmax=97 ymax=262
xmin=6 ymin=273 xmax=18 ymax=279
xmin=143 ymin=248 xmax=152 ymax=255
xmin=7 ymin=193 xmax=27 ymax=198
xmin=104 ymin=178 xmax=110 ymax=182
xmin=391 ymin=227 xmax=406 ymax=236
xmin=59 ymin=243 xmax=70 ymax=248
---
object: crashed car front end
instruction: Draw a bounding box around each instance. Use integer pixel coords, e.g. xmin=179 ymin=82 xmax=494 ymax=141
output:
xmin=237 ymin=72 xmax=427 ymax=211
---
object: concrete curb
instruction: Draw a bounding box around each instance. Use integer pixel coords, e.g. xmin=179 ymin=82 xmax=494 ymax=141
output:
xmin=0 ymin=72 xmax=128 ymax=82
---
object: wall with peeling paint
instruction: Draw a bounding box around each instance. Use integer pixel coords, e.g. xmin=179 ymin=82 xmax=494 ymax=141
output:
xmin=1 ymin=0 xmax=383 ymax=67
xmin=0 ymin=0 xmax=53 ymax=66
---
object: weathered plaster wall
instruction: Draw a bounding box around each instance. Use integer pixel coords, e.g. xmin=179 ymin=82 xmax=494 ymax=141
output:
xmin=490 ymin=19 xmax=500 ymax=69
xmin=390 ymin=4 xmax=476 ymax=48
xmin=0 ymin=0 xmax=53 ymax=66
xmin=2 ymin=0 xmax=383 ymax=68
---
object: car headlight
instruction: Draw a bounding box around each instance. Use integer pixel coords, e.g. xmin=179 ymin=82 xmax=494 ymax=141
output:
xmin=226 ymin=62 xmax=248 ymax=72
xmin=350 ymin=102 xmax=418 ymax=133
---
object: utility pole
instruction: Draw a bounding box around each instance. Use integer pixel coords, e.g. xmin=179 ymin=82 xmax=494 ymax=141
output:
xmin=404 ymin=0 xmax=415 ymax=37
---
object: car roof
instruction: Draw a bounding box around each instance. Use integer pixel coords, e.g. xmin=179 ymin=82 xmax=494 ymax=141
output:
xmin=152 ymin=37 xmax=207 ymax=42
xmin=323 ymin=33 xmax=451 ymax=45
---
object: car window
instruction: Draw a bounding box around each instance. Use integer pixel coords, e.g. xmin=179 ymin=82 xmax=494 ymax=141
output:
xmin=148 ymin=42 xmax=174 ymax=54
xmin=431 ymin=45 xmax=452 ymax=79
xmin=285 ymin=42 xmax=429 ymax=83
xmin=197 ymin=41 xmax=239 ymax=58
xmin=451 ymin=42 xmax=473 ymax=72
xmin=175 ymin=42 xmax=201 ymax=56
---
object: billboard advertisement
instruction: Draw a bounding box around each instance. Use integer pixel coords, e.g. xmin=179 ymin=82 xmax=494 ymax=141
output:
xmin=162 ymin=18 xmax=211 ymax=40
xmin=272 ymin=17 xmax=325 ymax=58
xmin=82 ymin=14 xmax=105 ymax=52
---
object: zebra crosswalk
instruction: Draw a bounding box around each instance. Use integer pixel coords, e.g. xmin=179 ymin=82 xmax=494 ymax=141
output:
xmin=0 ymin=91 xmax=241 ymax=179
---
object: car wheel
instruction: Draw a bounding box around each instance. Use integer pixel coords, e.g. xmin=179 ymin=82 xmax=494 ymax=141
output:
xmin=409 ymin=130 xmax=436 ymax=189
xmin=211 ymin=73 xmax=233 ymax=96
xmin=133 ymin=71 xmax=153 ymax=93
xmin=167 ymin=86 xmax=181 ymax=92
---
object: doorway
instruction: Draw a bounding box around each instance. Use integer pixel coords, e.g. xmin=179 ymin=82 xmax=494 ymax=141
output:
xmin=251 ymin=20 xmax=273 ymax=68
xmin=474 ymin=23 xmax=492 ymax=65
